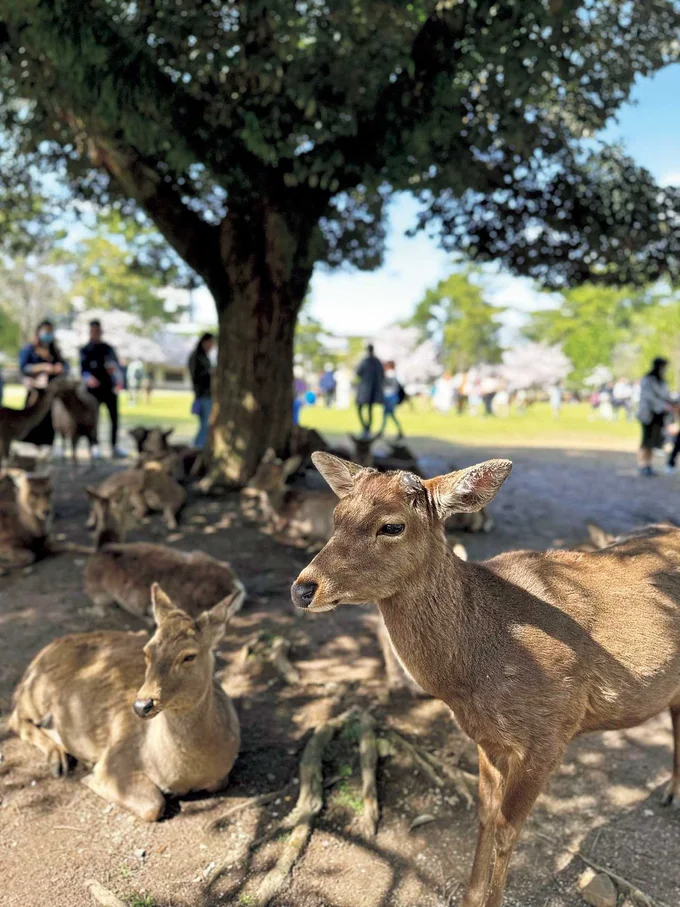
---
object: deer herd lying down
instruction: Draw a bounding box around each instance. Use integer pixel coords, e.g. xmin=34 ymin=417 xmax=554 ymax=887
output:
xmin=3 ymin=419 xmax=680 ymax=907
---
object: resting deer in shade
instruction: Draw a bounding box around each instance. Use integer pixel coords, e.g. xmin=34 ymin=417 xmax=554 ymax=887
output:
xmin=10 ymin=584 xmax=240 ymax=821
xmin=292 ymin=454 xmax=680 ymax=907
xmin=84 ymin=489 xmax=245 ymax=620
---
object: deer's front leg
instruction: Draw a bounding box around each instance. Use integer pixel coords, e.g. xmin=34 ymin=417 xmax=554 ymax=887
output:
xmin=483 ymin=748 xmax=563 ymax=907
xmin=82 ymin=754 xmax=165 ymax=822
xmin=461 ymin=746 xmax=505 ymax=907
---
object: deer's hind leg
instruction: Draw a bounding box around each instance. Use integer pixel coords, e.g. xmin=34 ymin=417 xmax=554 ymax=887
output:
xmin=82 ymin=750 xmax=165 ymax=822
xmin=10 ymin=713 xmax=70 ymax=777
xmin=663 ymin=703 xmax=680 ymax=807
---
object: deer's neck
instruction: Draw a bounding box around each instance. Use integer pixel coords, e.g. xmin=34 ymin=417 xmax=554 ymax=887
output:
xmin=152 ymin=681 xmax=225 ymax=752
xmin=377 ymin=551 xmax=496 ymax=711
xmin=21 ymin=387 xmax=57 ymax=434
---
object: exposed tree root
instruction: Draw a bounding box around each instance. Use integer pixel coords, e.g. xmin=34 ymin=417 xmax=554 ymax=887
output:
xmin=252 ymin=707 xmax=359 ymax=907
xmin=238 ymin=631 xmax=301 ymax=685
xmin=238 ymin=713 xmax=475 ymax=906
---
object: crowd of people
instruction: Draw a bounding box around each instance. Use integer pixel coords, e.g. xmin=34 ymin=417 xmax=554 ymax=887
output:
xmin=6 ymin=320 xmax=680 ymax=475
xmin=293 ymin=345 xmax=408 ymax=439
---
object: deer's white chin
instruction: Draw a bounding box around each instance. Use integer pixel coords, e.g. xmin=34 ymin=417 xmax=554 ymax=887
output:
xmin=306 ymin=601 xmax=337 ymax=613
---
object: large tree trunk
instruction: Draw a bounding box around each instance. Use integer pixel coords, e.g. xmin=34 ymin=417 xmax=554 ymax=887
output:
xmin=206 ymin=199 xmax=320 ymax=486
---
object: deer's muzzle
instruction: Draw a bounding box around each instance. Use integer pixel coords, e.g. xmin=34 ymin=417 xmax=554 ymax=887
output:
xmin=290 ymin=581 xmax=318 ymax=609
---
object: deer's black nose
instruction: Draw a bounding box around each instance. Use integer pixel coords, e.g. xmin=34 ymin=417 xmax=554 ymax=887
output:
xmin=133 ymin=698 xmax=156 ymax=719
xmin=291 ymin=581 xmax=318 ymax=609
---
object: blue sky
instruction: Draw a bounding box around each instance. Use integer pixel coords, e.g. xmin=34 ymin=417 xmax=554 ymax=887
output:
xmin=190 ymin=63 xmax=680 ymax=335
xmin=306 ymin=63 xmax=680 ymax=338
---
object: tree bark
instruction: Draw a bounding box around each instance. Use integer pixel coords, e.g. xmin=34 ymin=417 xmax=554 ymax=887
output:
xmin=206 ymin=198 xmax=320 ymax=486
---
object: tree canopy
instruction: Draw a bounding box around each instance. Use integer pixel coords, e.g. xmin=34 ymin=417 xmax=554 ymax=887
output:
xmin=411 ymin=269 xmax=503 ymax=372
xmin=1 ymin=0 xmax=679 ymax=479
xmin=523 ymin=283 xmax=680 ymax=385
xmin=1 ymin=1 xmax=678 ymax=288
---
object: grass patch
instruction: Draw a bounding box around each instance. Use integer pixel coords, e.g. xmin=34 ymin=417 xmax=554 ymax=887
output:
xmin=330 ymin=780 xmax=364 ymax=816
xmin=128 ymin=896 xmax=157 ymax=907
xmin=3 ymin=385 xmax=639 ymax=453
xmin=238 ymin=894 xmax=256 ymax=906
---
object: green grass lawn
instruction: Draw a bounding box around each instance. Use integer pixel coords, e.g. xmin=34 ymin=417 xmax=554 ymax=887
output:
xmin=302 ymin=400 xmax=639 ymax=452
xmin=3 ymin=384 xmax=639 ymax=452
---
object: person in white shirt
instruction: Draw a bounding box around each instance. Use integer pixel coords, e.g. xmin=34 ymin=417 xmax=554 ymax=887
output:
xmin=637 ymin=357 xmax=673 ymax=477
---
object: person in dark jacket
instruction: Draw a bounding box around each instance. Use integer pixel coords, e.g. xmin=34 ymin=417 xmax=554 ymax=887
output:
xmin=18 ymin=319 xmax=69 ymax=448
xmin=80 ymin=319 xmax=126 ymax=458
xmin=355 ymin=344 xmax=384 ymax=437
xmin=188 ymin=332 xmax=215 ymax=448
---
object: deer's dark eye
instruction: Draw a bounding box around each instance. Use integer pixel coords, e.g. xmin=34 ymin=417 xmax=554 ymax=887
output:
xmin=379 ymin=523 xmax=405 ymax=536
xmin=182 ymin=653 xmax=197 ymax=664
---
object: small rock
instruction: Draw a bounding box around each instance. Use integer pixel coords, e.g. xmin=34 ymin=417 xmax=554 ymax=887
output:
xmin=133 ymin=848 xmax=146 ymax=861
xmin=579 ymin=871 xmax=617 ymax=907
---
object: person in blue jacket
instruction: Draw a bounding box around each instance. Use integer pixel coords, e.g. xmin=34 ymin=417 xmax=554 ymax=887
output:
xmin=18 ymin=319 xmax=68 ymax=447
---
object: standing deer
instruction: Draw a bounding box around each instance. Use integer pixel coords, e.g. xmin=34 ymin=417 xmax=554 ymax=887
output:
xmin=292 ymin=454 xmax=680 ymax=907
xmin=0 ymin=378 xmax=66 ymax=462
xmin=10 ymin=583 xmax=240 ymax=821
xmin=51 ymin=379 xmax=99 ymax=466
xmin=245 ymin=450 xmax=465 ymax=692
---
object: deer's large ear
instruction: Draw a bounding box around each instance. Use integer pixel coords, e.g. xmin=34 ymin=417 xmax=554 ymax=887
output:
xmin=151 ymin=583 xmax=176 ymax=625
xmin=196 ymin=593 xmax=237 ymax=647
xmin=311 ymin=452 xmax=363 ymax=498
xmin=162 ymin=429 xmax=174 ymax=441
xmin=423 ymin=459 xmax=512 ymax=519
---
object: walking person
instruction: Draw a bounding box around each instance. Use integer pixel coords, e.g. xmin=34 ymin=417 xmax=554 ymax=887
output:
xmin=380 ymin=361 xmax=405 ymax=439
xmin=355 ymin=344 xmax=384 ymax=437
xmin=637 ymin=357 xmax=674 ymax=477
xmin=319 ymin=364 xmax=337 ymax=408
xmin=188 ymin=332 xmax=215 ymax=449
xmin=80 ymin=319 xmax=126 ymax=459
xmin=18 ymin=319 xmax=69 ymax=449
xmin=127 ymin=357 xmax=145 ymax=405
xmin=549 ymin=383 xmax=563 ymax=419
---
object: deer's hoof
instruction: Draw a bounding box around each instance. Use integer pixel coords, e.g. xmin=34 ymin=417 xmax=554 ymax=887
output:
xmin=48 ymin=747 xmax=70 ymax=778
xmin=661 ymin=779 xmax=680 ymax=808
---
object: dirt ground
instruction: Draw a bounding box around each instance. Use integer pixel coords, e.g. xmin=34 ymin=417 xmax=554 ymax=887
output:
xmin=1 ymin=438 xmax=680 ymax=907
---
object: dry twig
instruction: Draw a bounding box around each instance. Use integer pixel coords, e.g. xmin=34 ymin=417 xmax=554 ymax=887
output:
xmin=85 ymin=880 xmax=127 ymax=907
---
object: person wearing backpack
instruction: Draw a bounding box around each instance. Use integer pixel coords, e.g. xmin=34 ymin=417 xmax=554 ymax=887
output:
xmin=380 ymin=360 xmax=406 ymax=439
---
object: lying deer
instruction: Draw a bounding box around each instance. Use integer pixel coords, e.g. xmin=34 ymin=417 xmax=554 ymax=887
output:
xmin=128 ymin=426 xmax=204 ymax=481
xmin=292 ymin=454 xmax=680 ymax=907
xmin=10 ymin=583 xmax=240 ymax=821
xmin=84 ymin=489 xmax=245 ymax=620
xmin=87 ymin=463 xmax=187 ymax=529
xmin=0 ymin=470 xmax=54 ymax=569
xmin=0 ymin=377 xmax=66 ymax=462
xmin=240 ymin=449 xmax=332 ymax=541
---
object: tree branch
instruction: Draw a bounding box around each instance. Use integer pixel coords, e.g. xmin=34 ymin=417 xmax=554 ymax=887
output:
xmin=88 ymin=137 xmax=221 ymax=286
